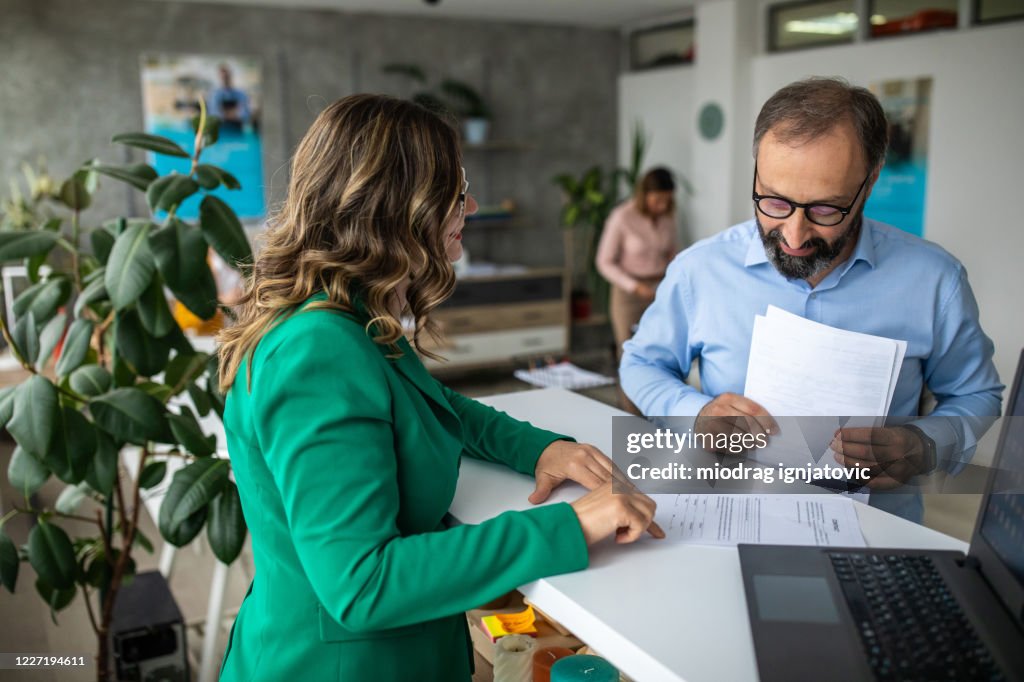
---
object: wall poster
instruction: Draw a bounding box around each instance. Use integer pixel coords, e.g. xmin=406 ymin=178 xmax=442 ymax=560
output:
xmin=865 ymin=77 xmax=932 ymax=237
xmin=139 ymin=53 xmax=265 ymax=220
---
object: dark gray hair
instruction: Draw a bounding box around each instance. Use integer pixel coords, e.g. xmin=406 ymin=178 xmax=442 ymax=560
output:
xmin=753 ymin=77 xmax=889 ymax=173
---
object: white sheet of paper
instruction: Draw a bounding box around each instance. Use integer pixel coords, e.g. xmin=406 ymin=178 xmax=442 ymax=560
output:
xmin=651 ymin=493 xmax=866 ymax=547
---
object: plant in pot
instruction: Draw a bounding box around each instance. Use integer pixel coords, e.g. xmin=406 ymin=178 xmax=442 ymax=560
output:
xmin=381 ymin=63 xmax=492 ymax=144
xmin=0 ymin=106 xmax=249 ymax=682
xmin=440 ymin=79 xmax=492 ymax=145
xmin=553 ymin=123 xmax=651 ymax=318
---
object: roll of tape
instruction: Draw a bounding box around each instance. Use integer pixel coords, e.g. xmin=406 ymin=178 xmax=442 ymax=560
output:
xmin=493 ymin=634 xmax=536 ymax=682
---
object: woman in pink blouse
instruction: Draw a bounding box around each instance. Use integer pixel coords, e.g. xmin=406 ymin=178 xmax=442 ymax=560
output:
xmin=596 ymin=167 xmax=678 ymax=414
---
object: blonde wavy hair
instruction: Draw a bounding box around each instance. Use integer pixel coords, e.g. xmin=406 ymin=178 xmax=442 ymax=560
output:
xmin=217 ymin=94 xmax=462 ymax=392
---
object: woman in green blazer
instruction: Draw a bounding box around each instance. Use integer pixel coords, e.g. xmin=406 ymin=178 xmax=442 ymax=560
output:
xmin=216 ymin=94 xmax=662 ymax=681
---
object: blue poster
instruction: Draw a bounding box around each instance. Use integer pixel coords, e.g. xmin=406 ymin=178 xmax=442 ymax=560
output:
xmin=865 ymin=77 xmax=932 ymax=238
xmin=140 ymin=54 xmax=265 ymax=220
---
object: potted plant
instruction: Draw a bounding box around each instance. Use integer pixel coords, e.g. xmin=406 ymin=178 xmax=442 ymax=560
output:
xmin=440 ymin=79 xmax=492 ymax=144
xmin=382 ymin=63 xmax=493 ymax=144
xmin=0 ymin=104 xmax=249 ymax=682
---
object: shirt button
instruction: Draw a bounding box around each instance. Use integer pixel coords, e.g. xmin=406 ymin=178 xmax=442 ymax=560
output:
xmin=809 ymin=293 xmax=817 ymax=299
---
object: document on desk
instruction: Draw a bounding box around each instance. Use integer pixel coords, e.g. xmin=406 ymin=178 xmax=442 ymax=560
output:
xmin=651 ymin=494 xmax=866 ymax=547
xmin=743 ymin=306 xmax=907 ymax=470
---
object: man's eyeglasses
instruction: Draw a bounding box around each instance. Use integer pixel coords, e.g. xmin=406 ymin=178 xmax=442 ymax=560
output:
xmin=458 ymin=167 xmax=469 ymax=216
xmin=752 ymin=162 xmax=869 ymax=227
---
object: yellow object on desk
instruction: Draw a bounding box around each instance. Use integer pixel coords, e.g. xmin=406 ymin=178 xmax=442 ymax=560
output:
xmin=173 ymin=300 xmax=224 ymax=336
xmin=481 ymin=605 xmax=538 ymax=642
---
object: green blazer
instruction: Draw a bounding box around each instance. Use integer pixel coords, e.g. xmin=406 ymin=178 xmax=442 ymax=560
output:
xmin=219 ymin=294 xmax=588 ymax=681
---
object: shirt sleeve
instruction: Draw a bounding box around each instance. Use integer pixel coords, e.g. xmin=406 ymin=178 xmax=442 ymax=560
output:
xmin=437 ymin=383 xmax=574 ymax=476
xmin=913 ymin=266 xmax=1003 ymax=472
xmin=252 ymin=321 xmax=589 ymax=633
xmin=619 ymin=259 xmax=714 ymax=416
xmin=596 ymin=207 xmax=640 ymax=293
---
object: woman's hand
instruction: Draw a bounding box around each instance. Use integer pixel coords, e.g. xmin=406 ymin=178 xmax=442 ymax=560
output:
xmin=571 ymin=483 xmax=665 ymax=545
xmin=531 ymin=440 xmax=615 ymax=504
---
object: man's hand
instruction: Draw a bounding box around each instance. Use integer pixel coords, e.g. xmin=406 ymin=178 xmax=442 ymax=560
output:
xmin=694 ymin=393 xmax=778 ymax=453
xmin=831 ymin=426 xmax=929 ymax=490
xmin=531 ymin=441 xmax=615 ymax=504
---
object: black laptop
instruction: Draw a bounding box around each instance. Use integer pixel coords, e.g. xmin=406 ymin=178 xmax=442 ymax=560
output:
xmin=739 ymin=350 xmax=1024 ymax=682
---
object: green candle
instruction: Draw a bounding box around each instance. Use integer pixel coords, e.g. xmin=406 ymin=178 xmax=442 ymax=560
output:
xmin=550 ymin=655 xmax=618 ymax=682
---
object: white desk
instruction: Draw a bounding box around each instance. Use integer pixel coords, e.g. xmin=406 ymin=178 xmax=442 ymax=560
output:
xmin=450 ymin=388 xmax=969 ymax=682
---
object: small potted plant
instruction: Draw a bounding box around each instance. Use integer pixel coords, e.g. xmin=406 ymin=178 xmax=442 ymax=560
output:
xmin=440 ymin=79 xmax=492 ymax=145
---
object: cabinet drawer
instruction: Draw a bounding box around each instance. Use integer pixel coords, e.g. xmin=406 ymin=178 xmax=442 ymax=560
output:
xmin=422 ymin=326 xmax=567 ymax=368
xmin=433 ymin=301 xmax=566 ymax=335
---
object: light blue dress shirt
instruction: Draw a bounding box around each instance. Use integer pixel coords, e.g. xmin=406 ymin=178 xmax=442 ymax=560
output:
xmin=620 ymin=218 xmax=1003 ymax=519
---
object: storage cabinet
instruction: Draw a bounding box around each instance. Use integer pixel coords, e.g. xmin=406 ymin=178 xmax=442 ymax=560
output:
xmin=421 ymin=268 xmax=568 ymax=371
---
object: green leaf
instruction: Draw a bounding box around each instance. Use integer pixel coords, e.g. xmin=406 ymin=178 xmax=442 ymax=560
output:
xmin=85 ymin=431 xmax=117 ymax=496
xmin=0 ymin=231 xmax=58 ymax=262
xmin=55 ymin=319 xmax=94 ymax=377
xmin=190 ymin=114 xmax=219 ymax=148
xmin=111 ymin=132 xmax=190 ymax=158
xmin=37 ymin=312 xmax=67 ymax=371
xmin=90 ymin=229 xmax=115 ymax=265
xmin=168 ymin=405 xmax=216 ymax=457
xmin=199 ymin=195 xmax=252 ymax=267
xmin=35 ymin=578 xmax=76 ymax=617
xmin=91 ymin=163 xmax=158 ymax=192
xmin=105 ymin=222 xmax=155 ymax=310
xmin=74 ymin=273 xmax=108 ymax=318
xmin=187 ymin=382 xmax=212 ymax=417
xmin=0 ymin=386 xmax=16 ymax=429
xmin=112 ymin=351 xmax=136 ymax=387
xmin=159 ymin=458 xmax=228 ymax=546
xmin=28 ymin=521 xmax=77 ymax=590
xmin=149 ymin=220 xmax=218 ymax=319
xmin=136 ymin=381 xmax=174 ymax=403
xmin=0 ymin=530 xmax=18 ymax=593
xmin=27 ymin=250 xmax=48 ymax=283
xmin=138 ymin=461 xmax=167 ymax=490
xmin=133 ymin=527 xmax=154 ymax=554
xmin=11 ymin=311 xmax=40 ymax=366
xmin=7 ymin=375 xmax=59 ymax=457
xmin=74 ymin=161 xmax=101 ymax=194
xmin=116 ymin=309 xmax=170 ymax=377
xmin=58 ymin=177 xmax=91 ymax=211
xmin=193 ymin=164 xmax=240 ymax=191
xmin=208 ymin=482 xmax=246 ymax=564
xmin=69 ymin=365 xmax=112 ymax=398
xmin=46 ymin=407 xmax=96 ymax=484
xmin=137 ymin=275 xmax=175 ymax=338
xmin=8 ymin=445 xmax=49 ymax=499
xmin=146 ymin=173 xmax=199 ymax=213
xmin=90 ymin=387 xmax=171 ymax=445
xmin=55 ymin=482 xmax=93 ymax=515
xmin=14 ymin=277 xmax=71 ymax=323
xmin=165 ymin=352 xmax=209 ymax=391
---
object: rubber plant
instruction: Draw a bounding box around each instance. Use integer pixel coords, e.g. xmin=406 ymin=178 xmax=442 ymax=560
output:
xmin=0 ymin=104 xmax=249 ymax=682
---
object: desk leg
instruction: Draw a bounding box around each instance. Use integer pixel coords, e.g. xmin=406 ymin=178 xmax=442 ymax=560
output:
xmin=198 ymin=560 xmax=230 ymax=682
xmin=159 ymin=542 xmax=177 ymax=579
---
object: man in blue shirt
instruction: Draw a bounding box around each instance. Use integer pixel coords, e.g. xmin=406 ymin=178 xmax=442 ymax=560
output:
xmin=620 ymin=77 xmax=1003 ymax=522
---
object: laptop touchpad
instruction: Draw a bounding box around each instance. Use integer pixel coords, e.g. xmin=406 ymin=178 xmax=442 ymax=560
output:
xmin=753 ymin=574 xmax=841 ymax=624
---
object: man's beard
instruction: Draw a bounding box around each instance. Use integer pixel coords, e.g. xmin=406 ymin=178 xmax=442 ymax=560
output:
xmin=757 ymin=210 xmax=862 ymax=281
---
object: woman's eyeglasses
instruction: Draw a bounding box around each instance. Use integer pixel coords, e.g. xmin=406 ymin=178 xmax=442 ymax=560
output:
xmin=458 ymin=167 xmax=469 ymax=216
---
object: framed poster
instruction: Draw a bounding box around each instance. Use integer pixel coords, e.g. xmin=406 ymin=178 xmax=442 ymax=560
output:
xmin=865 ymin=77 xmax=932 ymax=237
xmin=139 ymin=53 xmax=265 ymax=220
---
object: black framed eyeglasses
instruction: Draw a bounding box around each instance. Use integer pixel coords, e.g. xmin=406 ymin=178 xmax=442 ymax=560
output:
xmin=458 ymin=166 xmax=469 ymax=216
xmin=752 ymin=162 xmax=870 ymax=227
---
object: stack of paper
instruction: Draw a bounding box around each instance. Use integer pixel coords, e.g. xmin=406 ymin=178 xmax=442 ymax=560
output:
xmin=742 ymin=306 xmax=906 ymax=473
xmin=513 ymin=361 xmax=615 ymax=390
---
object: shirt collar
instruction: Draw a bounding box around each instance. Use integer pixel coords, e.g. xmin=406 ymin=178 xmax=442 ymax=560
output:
xmin=743 ymin=217 xmax=877 ymax=271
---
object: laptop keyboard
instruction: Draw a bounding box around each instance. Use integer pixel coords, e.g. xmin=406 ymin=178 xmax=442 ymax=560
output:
xmin=828 ymin=552 xmax=1004 ymax=681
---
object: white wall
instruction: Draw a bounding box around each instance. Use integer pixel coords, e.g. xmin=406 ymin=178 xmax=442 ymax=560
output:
xmin=750 ymin=20 xmax=1024 ymax=402
xmin=618 ymin=65 xmax=696 ymax=242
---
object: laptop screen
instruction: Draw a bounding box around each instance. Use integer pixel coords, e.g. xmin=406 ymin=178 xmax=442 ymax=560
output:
xmin=978 ymin=364 xmax=1024 ymax=585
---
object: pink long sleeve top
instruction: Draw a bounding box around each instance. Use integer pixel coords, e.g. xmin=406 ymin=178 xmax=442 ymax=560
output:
xmin=595 ymin=200 xmax=678 ymax=293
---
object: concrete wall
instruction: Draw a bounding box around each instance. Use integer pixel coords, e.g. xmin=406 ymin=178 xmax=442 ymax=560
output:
xmin=0 ymin=0 xmax=620 ymax=269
